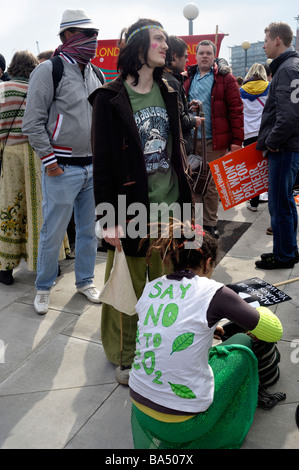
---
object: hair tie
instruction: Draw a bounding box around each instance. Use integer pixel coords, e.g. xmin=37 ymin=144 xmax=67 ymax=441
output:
xmin=178 ymin=240 xmax=188 ymax=249
xmin=192 ymin=224 xmax=205 ymax=237
xmin=127 ymin=25 xmax=164 ymax=44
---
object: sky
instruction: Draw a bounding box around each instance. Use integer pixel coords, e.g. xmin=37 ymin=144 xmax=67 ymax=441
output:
xmin=1 ymin=0 xmax=298 ymax=66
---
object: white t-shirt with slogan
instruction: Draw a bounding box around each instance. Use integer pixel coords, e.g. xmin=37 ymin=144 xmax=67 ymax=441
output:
xmin=129 ymin=274 xmax=224 ymax=413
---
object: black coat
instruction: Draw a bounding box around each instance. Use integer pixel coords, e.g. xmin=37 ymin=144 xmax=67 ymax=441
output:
xmin=89 ymin=76 xmax=193 ymax=256
xmin=164 ymin=70 xmax=196 ymax=154
xmin=257 ymin=49 xmax=299 ymax=152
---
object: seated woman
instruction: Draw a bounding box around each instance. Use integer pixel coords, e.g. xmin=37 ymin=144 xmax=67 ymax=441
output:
xmin=129 ymin=220 xmax=283 ymax=449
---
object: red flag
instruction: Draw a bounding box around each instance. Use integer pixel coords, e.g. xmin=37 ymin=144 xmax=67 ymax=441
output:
xmin=92 ymin=34 xmax=225 ymax=82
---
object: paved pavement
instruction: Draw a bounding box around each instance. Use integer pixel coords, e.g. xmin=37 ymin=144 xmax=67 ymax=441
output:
xmin=0 ymin=200 xmax=298 ymax=449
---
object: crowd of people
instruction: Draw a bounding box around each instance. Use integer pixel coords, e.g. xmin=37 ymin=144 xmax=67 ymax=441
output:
xmin=0 ymin=9 xmax=298 ymax=449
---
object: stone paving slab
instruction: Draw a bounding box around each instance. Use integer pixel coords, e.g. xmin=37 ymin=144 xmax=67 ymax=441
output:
xmin=65 ymin=385 xmax=133 ymax=449
xmin=0 ymin=282 xmax=33 ymax=310
xmin=62 ymin=303 xmax=102 ymax=344
xmin=242 ymin=403 xmax=299 ymax=449
xmin=0 ymin=302 xmax=76 ymax=382
xmin=0 ymin=202 xmax=298 ymax=449
xmin=0 ymin=384 xmax=118 ymax=449
xmin=0 ymin=335 xmax=116 ymax=395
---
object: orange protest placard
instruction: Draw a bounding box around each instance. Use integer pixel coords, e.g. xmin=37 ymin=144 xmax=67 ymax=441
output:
xmin=209 ymin=143 xmax=268 ymax=210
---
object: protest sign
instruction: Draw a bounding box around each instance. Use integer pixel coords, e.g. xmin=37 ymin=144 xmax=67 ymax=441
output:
xmin=209 ymin=143 xmax=268 ymax=210
xmin=227 ymin=277 xmax=292 ymax=308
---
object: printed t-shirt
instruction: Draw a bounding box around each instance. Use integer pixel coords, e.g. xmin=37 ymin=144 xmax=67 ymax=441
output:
xmin=124 ymin=81 xmax=179 ymax=214
xmin=129 ymin=274 xmax=224 ymax=413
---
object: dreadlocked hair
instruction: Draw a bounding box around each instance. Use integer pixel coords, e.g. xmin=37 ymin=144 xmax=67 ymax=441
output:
xmin=145 ymin=219 xmax=218 ymax=271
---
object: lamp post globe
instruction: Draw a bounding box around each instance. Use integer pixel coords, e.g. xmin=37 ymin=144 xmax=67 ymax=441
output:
xmin=241 ymin=41 xmax=251 ymax=51
xmin=241 ymin=41 xmax=251 ymax=76
xmin=183 ymin=3 xmax=199 ymax=35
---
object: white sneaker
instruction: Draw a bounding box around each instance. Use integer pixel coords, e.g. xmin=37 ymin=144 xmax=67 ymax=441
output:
xmin=77 ymin=284 xmax=101 ymax=303
xmin=246 ymin=201 xmax=258 ymax=212
xmin=34 ymin=290 xmax=50 ymax=315
xmin=115 ymin=366 xmax=130 ymax=385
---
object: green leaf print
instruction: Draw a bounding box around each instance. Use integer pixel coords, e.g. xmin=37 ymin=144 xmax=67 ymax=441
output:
xmin=168 ymin=382 xmax=196 ymax=399
xmin=170 ymin=332 xmax=194 ymax=355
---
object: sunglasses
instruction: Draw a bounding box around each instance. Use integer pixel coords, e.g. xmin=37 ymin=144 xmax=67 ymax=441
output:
xmin=79 ymin=29 xmax=99 ymax=38
xmin=69 ymin=28 xmax=98 ymax=38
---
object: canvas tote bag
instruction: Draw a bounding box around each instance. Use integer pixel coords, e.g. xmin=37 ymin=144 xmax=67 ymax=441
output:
xmin=99 ymin=247 xmax=137 ymax=316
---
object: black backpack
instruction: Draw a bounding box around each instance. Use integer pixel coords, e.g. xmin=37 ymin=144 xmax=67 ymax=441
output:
xmin=50 ymin=56 xmax=105 ymax=100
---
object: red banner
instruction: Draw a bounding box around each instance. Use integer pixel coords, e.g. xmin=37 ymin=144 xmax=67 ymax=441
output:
xmin=179 ymin=34 xmax=224 ymax=64
xmin=92 ymin=34 xmax=225 ymax=82
xmin=209 ymin=143 xmax=268 ymax=211
xmin=93 ymin=39 xmax=119 ymax=82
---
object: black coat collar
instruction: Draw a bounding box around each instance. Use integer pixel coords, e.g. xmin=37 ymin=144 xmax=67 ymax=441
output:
xmin=270 ymin=48 xmax=299 ymax=76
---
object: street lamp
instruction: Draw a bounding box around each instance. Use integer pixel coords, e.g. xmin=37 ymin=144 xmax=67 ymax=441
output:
xmin=183 ymin=3 xmax=199 ymax=35
xmin=241 ymin=41 xmax=251 ymax=77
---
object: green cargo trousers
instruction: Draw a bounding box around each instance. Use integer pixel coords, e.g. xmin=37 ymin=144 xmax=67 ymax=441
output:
xmin=101 ymin=249 xmax=169 ymax=367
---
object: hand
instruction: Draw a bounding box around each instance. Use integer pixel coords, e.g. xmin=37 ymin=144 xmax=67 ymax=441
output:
xmin=189 ymin=99 xmax=201 ymax=111
xmin=267 ymin=146 xmax=279 ymax=152
xmin=213 ymin=326 xmax=224 ymax=340
xmin=230 ymin=144 xmax=242 ymax=153
xmin=102 ymin=225 xmax=124 ymax=252
xmin=46 ymin=164 xmax=64 ymax=177
xmin=194 ymin=116 xmax=205 ymax=127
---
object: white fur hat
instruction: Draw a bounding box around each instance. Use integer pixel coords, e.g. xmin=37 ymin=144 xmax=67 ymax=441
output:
xmin=58 ymin=9 xmax=98 ymax=35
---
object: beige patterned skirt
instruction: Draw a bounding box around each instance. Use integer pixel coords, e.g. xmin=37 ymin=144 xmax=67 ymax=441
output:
xmin=0 ymin=143 xmax=69 ymax=272
xmin=0 ymin=143 xmax=42 ymax=271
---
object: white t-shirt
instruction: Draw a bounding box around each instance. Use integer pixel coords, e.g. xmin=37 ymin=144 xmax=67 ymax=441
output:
xmin=129 ymin=274 xmax=223 ymax=413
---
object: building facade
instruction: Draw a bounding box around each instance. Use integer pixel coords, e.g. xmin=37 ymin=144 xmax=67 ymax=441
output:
xmin=229 ymin=37 xmax=297 ymax=78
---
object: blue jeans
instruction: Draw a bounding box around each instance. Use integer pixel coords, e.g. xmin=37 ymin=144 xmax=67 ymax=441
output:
xmin=36 ymin=164 xmax=97 ymax=290
xmin=268 ymin=151 xmax=299 ymax=262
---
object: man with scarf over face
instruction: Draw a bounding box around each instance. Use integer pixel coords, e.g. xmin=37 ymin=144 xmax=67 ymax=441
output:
xmin=23 ymin=9 xmax=105 ymax=314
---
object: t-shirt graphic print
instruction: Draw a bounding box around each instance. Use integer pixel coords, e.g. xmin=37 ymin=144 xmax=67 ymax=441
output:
xmin=135 ymin=106 xmax=170 ymax=175
xmin=124 ymin=80 xmax=179 ymax=207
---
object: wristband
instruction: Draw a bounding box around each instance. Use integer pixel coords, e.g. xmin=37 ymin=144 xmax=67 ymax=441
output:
xmin=47 ymin=166 xmax=59 ymax=172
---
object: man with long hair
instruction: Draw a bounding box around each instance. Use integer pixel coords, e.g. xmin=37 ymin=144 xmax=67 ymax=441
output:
xmin=89 ymin=19 xmax=193 ymax=385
